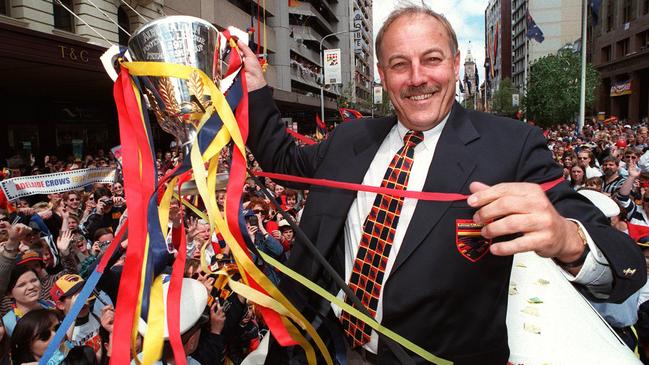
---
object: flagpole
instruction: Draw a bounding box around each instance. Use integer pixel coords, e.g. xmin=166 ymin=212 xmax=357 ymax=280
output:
xmin=578 ymin=0 xmax=588 ymax=136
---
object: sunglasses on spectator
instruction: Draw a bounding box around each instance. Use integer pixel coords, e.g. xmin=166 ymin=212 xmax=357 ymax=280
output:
xmin=68 ymin=197 xmax=79 ymax=201
xmin=35 ymin=322 xmax=60 ymax=342
xmin=625 ymin=155 xmax=637 ymax=159
xmin=253 ymin=209 xmax=267 ymax=215
xmin=578 ymin=157 xmax=589 ymax=160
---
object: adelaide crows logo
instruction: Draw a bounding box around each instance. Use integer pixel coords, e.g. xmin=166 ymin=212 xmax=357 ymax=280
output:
xmin=455 ymin=219 xmax=491 ymax=262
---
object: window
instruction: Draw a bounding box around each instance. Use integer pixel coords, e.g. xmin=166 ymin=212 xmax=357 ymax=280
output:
xmin=606 ymin=0 xmax=615 ymax=32
xmin=637 ymin=30 xmax=649 ymax=50
xmin=0 ymin=0 xmax=8 ymax=16
xmin=623 ymin=0 xmax=633 ymax=23
xmin=616 ymin=38 xmax=630 ymax=57
xmin=602 ymin=45 xmax=612 ymax=62
xmin=53 ymin=0 xmax=74 ymax=32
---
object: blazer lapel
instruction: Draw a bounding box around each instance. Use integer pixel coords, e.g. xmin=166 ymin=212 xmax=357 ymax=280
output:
xmin=391 ymin=103 xmax=479 ymax=274
xmin=314 ymin=117 xmax=397 ymax=259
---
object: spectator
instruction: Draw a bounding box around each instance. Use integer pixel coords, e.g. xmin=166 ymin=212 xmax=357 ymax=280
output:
xmin=577 ymin=148 xmax=603 ymax=178
xmin=10 ymin=309 xmax=65 ymax=365
xmin=601 ymin=156 xmax=626 ymax=196
xmin=2 ymin=265 xmax=54 ymax=336
xmin=569 ymin=165 xmax=586 ymax=190
xmin=51 ymin=274 xmax=103 ymax=352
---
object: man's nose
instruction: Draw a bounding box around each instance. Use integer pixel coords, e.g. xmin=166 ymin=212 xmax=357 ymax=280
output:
xmin=408 ymin=60 xmax=426 ymax=86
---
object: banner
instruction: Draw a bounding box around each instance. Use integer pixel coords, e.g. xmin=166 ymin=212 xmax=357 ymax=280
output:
xmin=611 ymin=80 xmax=632 ymax=97
xmin=0 ymin=167 xmax=116 ymax=201
xmin=323 ymin=49 xmax=341 ymax=84
xmin=373 ymin=86 xmax=383 ymax=104
xmin=353 ymin=10 xmax=363 ymax=54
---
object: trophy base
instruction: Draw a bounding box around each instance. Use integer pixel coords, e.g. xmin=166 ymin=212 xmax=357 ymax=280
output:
xmin=175 ymin=172 xmax=229 ymax=196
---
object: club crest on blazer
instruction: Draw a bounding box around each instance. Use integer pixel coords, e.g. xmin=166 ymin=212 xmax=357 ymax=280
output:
xmin=455 ymin=219 xmax=491 ymax=262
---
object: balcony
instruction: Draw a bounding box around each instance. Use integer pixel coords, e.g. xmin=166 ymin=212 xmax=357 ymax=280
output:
xmin=289 ymin=38 xmax=321 ymax=66
xmin=289 ymin=2 xmax=335 ymax=35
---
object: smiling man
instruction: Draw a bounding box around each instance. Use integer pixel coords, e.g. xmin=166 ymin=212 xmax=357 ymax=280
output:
xmin=241 ymin=5 xmax=645 ymax=364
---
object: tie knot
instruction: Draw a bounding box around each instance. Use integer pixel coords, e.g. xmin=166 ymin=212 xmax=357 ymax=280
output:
xmin=403 ymin=130 xmax=424 ymax=148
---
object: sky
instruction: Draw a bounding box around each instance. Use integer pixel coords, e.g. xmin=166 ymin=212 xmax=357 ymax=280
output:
xmin=372 ymin=0 xmax=488 ymax=89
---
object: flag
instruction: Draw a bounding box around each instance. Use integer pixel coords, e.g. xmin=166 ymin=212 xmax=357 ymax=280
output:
xmin=339 ymin=108 xmax=363 ymax=122
xmin=526 ymin=10 xmax=545 ymax=43
xmin=589 ymin=0 xmax=602 ymax=25
xmin=492 ymin=22 xmax=498 ymax=80
xmin=288 ymin=0 xmax=301 ymax=7
xmin=315 ymin=114 xmax=327 ymax=140
xmin=627 ymin=222 xmax=649 ymax=242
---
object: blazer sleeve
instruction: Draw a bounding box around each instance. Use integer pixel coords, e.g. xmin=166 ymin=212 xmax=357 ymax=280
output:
xmin=247 ymin=86 xmax=337 ymax=187
xmin=516 ymin=127 xmax=646 ymax=304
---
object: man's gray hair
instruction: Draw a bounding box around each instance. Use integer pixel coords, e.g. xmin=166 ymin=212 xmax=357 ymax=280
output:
xmin=375 ymin=4 xmax=459 ymax=64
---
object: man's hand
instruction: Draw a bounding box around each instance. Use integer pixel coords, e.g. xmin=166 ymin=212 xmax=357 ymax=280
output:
xmin=56 ymin=230 xmax=73 ymax=256
xmin=100 ymin=305 xmax=115 ymax=333
xmin=468 ymin=182 xmax=585 ymax=263
xmin=237 ymin=40 xmax=267 ymax=92
xmin=2 ymin=222 xmax=31 ymax=245
xmin=169 ymin=204 xmax=183 ymax=228
xmin=209 ymin=302 xmax=226 ymax=335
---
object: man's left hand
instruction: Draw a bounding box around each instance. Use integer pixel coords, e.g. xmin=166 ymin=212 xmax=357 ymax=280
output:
xmin=468 ymin=182 xmax=585 ymax=263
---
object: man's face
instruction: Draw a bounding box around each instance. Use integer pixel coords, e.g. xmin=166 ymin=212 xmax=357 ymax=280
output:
xmin=601 ymin=161 xmax=618 ymax=177
xmin=67 ymin=194 xmax=81 ymax=210
xmin=377 ymin=14 xmax=460 ymax=131
xmin=577 ymin=153 xmax=590 ymax=167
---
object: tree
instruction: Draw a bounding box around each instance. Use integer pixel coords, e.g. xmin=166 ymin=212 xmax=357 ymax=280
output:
xmin=491 ymin=78 xmax=518 ymax=118
xmin=523 ymin=48 xmax=599 ymax=128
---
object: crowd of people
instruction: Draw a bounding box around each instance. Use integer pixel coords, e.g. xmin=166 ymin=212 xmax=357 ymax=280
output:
xmin=0 ymin=115 xmax=648 ymax=364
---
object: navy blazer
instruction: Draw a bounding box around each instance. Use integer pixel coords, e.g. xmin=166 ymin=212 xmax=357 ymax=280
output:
xmin=247 ymin=86 xmax=645 ymax=364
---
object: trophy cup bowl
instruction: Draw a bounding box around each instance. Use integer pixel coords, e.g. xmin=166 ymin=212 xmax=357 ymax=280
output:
xmin=128 ymin=15 xmax=231 ymax=148
xmin=128 ymin=16 xmax=232 ymax=191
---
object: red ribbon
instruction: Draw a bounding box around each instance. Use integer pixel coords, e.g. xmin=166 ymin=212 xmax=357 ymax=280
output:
xmin=285 ymin=128 xmax=316 ymax=145
xmin=255 ymin=171 xmax=565 ymax=202
xmin=111 ymin=67 xmax=156 ymax=364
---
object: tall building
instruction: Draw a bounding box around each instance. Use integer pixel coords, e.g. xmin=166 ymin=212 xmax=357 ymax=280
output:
xmin=484 ymin=0 xmax=512 ymax=108
xmin=591 ymin=0 xmax=649 ymax=122
xmin=462 ymin=48 xmax=479 ymax=105
xmin=0 ymin=0 xmax=372 ymax=161
xmin=511 ymin=0 xmax=581 ymax=93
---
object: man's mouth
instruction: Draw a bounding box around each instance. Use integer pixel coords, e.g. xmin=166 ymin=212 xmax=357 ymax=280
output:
xmin=407 ymin=93 xmax=434 ymax=101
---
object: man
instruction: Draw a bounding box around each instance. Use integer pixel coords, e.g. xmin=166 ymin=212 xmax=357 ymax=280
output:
xmin=601 ymin=156 xmax=626 ymax=195
xmin=241 ymin=5 xmax=644 ymax=364
xmin=577 ymin=148 xmax=603 ymax=179
xmin=51 ymin=274 xmax=104 ymax=352
xmin=79 ymin=188 xmax=124 ymax=239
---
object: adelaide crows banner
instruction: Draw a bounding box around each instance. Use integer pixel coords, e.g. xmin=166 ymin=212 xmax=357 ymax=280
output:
xmin=0 ymin=167 xmax=116 ymax=201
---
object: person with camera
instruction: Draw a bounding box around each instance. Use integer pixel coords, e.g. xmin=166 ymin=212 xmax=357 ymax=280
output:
xmin=79 ymin=188 xmax=125 ymax=240
xmin=244 ymin=210 xmax=284 ymax=286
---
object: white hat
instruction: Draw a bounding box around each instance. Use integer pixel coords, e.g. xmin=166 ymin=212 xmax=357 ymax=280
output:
xmin=578 ymin=189 xmax=620 ymax=218
xmin=138 ymin=277 xmax=208 ymax=338
xmin=278 ymin=219 xmax=291 ymax=229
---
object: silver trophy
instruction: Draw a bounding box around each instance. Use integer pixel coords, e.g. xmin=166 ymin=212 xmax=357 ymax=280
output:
xmin=128 ymin=16 xmax=239 ymax=189
xmin=128 ymin=15 xmax=231 ymax=148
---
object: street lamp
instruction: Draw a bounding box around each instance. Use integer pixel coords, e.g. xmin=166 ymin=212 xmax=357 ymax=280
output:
xmin=319 ymin=29 xmax=361 ymax=124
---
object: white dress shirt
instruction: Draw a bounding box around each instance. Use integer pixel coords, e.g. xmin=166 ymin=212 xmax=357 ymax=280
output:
xmin=332 ymin=118 xmax=612 ymax=353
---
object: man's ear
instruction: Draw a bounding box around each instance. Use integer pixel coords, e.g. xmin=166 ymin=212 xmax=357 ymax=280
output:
xmin=55 ymin=301 xmax=66 ymax=312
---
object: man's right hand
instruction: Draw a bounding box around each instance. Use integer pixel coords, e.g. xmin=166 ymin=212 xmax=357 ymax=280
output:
xmin=237 ymin=40 xmax=267 ymax=92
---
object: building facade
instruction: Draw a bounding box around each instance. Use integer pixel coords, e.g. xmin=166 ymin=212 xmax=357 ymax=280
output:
xmin=484 ymin=0 xmax=512 ymax=109
xmin=511 ymin=0 xmax=581 ymax=93
xmin=591 ymin=0 xmax=649 ymax=122
xmin=0 ymin=0 xmax=372 ymax=162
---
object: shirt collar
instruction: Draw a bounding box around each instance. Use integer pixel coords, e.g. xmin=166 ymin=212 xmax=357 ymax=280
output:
xmin=395 ymin=112 xmax=450 ymax=151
